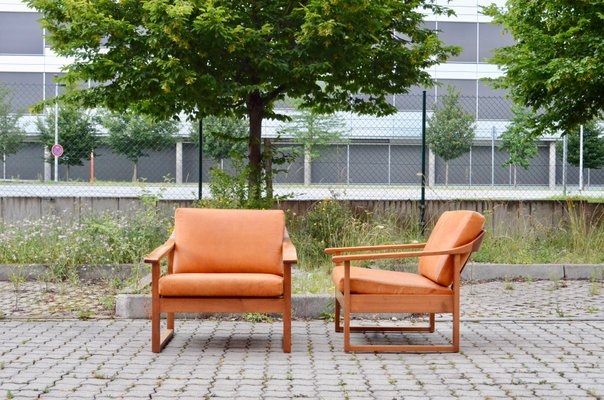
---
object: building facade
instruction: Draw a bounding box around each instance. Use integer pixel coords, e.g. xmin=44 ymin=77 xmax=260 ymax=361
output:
xmin=0 ymin=0 xmax=595 ymax=189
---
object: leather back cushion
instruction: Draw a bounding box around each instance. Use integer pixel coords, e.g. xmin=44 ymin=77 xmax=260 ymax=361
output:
xmin=419 ymin=211 xmax=485 ymax=286
xmin=173 ymin=208 xmax=285 ymax=275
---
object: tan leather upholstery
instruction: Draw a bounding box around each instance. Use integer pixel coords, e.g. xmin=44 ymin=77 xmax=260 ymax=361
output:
xmin=159 ymin=273 xmax=284 ymax=297
xmin=331 ymin=266 xmax=452 ymax=295
xmin=419 ymin=210 xmax=485 ymax=286
xmin=172 ymin=208 xmax=285 ymax=275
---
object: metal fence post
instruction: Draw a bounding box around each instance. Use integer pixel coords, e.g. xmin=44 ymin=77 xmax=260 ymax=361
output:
xmin=198 ymin=118 xmax=203 ymax=201
xmin=420 ymin=90 xmax=427 ymax=234
xmin=579 ymin=124 xmax=584 ymax=192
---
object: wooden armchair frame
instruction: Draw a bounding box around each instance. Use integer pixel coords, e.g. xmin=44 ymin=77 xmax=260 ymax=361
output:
xmin=325 ymin=231 xmax=484 ymax=353
xmin=145 ymin=235 xmax=297 ymax=353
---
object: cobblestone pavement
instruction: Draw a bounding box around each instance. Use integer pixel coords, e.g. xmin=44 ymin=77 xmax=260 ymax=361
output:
xmin=1 ymin=279 xmax=603 ymax=320
xmin=0 ymin=282 xmax=115 ymax=319
xmin=0 ymin=319 xmax=602 ymax=399
xmin=0 ymin=279 xmax=602 ymax=399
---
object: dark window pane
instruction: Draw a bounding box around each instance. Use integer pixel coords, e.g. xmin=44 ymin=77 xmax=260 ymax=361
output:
xmin=437 ymin=22 xmax=477 ymax=62
xmin=477 ymin=80 xmax=513 ymax=119
xmin=0 ymin=12 xmax=43 ymax=54
xmin=436 ymin=79 xmax=477 ymax=116
xmin=479 ymin=23 xmax=515 ymax=63
xmin=0 ymin=72 xmax=43 ymax=113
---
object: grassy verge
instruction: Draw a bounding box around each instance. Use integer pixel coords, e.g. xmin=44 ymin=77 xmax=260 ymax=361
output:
xmin=1 ymin=198 xmax=604 ymax=293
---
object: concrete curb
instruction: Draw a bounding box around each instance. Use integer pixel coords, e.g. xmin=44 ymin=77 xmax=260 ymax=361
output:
xmin=115 ymin=293 xmax=334 ymax=319
xmin=116 ymin=263 xmax=604 ymax=319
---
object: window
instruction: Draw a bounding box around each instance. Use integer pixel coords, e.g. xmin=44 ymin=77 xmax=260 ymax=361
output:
xmin=437 ymin=22 xmax=477 ymax=63
xmin=0 ymin=72 xmax=43 ymax=113
xmin=478 ymin=23 xmax=515 ymax=63
xmin=0 ymin=12 xmax=43 ymax=54
xmin=436 ymin=79 xmax=477 ymax=115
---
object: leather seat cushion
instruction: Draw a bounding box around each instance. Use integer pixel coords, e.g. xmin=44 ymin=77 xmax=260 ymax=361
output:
xmin=419 ymin=210 xmax=485 ymax=286
xmin=159 ymin=273 xmax=284 ymax=297
xmin=172 ymin=208 xmax=285 ymax=275
xmin=331 ymin=266 xmax=452 ymax=295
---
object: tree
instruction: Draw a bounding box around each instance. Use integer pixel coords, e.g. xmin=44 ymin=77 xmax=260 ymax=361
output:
xmin=29 ymin=0 xmax=458 ymax=204
xmin=103 ymin=112 xmax=178 ymax=182
xmin=484 ymin=1 xmax=604 ymax=134
xmin=426 ymin=86 xmax=476 ymax=186
xmin=565 ymin=121 xmax=604 ymax=173
xmin=499 ymin=105 xmax=539 ymax=187
xmin=278 ymin=103 xmax=346 ymax=185
xmin=0 ymin=85 xmax=25 ymax=180
xmin=36 ymin=105 xmax=98 ymax=180
xmin=189 ymin=115 xmax=248 ymax=164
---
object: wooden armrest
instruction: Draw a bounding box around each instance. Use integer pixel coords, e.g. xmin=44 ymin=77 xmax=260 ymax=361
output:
xmin=331 ymin=241 xmax=473 ymax=263
xmin=325 ymin=243 xmax=426 ymax=254
xmin=144 ymin=239 xmax=175 ymax=263
xmin=283 ymin=239 xmax=297 ymax=265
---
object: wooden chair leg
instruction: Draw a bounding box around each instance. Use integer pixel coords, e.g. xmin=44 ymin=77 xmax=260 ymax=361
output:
xmin=283 ymin=296 xmax=291 ymax=353
xmin=167 ymin=313 xmax=174 ymax=330
xmin=334 ymin=298 xmax=342 ymax=332
xmin=429 ymin=313 xmax=435 ymax=333
xmin=152 ymin=306 xmax=160 ymax=353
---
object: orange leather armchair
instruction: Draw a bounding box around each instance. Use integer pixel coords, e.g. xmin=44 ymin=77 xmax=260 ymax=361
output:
xmin=145 ymin=208 xmax=297 ymax=353
xmin=325 ymin=210 xmax=485 ymax=353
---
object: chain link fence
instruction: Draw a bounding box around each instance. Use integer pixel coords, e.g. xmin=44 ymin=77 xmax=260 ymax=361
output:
xmin=0 ymin=82 xmax=602 ymax=201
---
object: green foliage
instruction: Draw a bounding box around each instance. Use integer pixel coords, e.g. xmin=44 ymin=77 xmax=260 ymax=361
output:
xmin=197 ymin=157 xmax=282 ymax=210
xmin=0 ymin=85 xmax=25 ymax=177
xmin=36 ymin=105 xmax=98 ymax=173
xmin=29 ymin=0 xmax=458 ymax=201
xmin=0 ymin=199 xmax=171 ymax=280
xmin=564 ymin=121 xmax=604 ymax=170
xmin=484 ymin=1 xmax=604 ymax=133
xmin=289 ymin=200 xmax=422 ymax=270
xmin=499 ymin=105 xmax=539 ymax=170
xmin=190 ymin=115 xmax=248 ymax=161
xmin=426 ymin=86 xmax=476 ymax=185
xmin=103 ymin=112 xmax=178 ymax=181
xmin=278 ymin=103 xmax=346 ymax=160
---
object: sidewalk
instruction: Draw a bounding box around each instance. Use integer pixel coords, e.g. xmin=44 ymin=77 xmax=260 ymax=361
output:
xmin=1 ymin=280 xmax=603 ymax=399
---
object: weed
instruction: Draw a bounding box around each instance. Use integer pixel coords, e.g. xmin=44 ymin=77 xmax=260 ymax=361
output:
xmin=286 ymin=372 xmax=293 ymax=381
xmin=0 ymin=311 xmax=4 ymax=320
xmin=525 ymin=274 xmax=533 ymax=284
xmin=93 ymin=373 xmax=106 ymax=379
xmin=503 ymin=276 xmax=514 ymax=291
xmin=77 ymin=310 xmax=93 ymax=320
xmin=550 ymin=273 xmax=560 ymax=290
xmin=100 ymin=295 xmax=116 ymax=310
xmin=0 ymin=362 xmax=3 ymax=369
xmin=586 ymin=306 xmax=598 ymax=314
xmin=556 ymin=307 xmax=565 ymax=317
xmin=243 ymin=313 xmax=273 ymax=323
xmin=388 ymin=379 xmax=397 ymax=385
xmin=586 ymin=388 xmax=598 ymax=398
xmin=9 ymin=266 xmax=27 ymax=311
xmin=6 ymin=390 xmax=13 ymax=400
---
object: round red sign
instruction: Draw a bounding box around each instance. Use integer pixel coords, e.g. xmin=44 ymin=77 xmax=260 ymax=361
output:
xmin=51 ymin=144 xmax=64 ymax=157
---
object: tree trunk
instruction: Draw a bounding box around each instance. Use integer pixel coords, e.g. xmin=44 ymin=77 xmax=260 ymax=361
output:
xmin=247 ymin=93 xmax=264 ymax=203
xmin=2 ymin=153 xmax=5 ymax=180
xmin=132 ymin=162 xmax=138 ymax=182
xmin=445 ymin=161 xmax=449 ymax=187
xmin=304 ymin=145 xmax=312 ymax=186
xmin=513 ymin=165 xmax=517 ymax=187
xmin=263 ymin=138 xmax=273 ymax=201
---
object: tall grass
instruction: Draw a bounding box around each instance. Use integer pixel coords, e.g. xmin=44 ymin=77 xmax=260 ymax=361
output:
xmin=0 ymin=196 xmax=171 ymax=280
xmin=1 ymin=198 xmax=604 ymax=285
